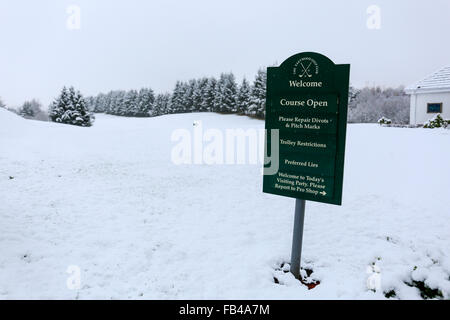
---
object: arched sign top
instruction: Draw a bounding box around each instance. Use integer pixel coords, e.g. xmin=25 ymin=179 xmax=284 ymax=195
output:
xmin=279 ymin=51 xmax=336 ymax=71
xmin=268 ymin=52 xmax=340 ymax=93
xmin=263 ymin=51 xmax=350 ymax=205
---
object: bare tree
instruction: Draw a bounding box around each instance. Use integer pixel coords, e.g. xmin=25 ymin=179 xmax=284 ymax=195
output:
xmin=348 ymin=87 xmax=409 ymax=124
xmin=19 ymin=99 xmax=48 ymax=121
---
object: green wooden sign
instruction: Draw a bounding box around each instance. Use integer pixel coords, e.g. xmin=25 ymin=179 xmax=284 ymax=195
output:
xmin=263 ymin=52 xmax=350 ymax=205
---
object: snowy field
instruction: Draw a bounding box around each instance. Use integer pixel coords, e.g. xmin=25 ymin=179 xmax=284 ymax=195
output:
xmin=0 ymin=108 xmax=449 ymax=300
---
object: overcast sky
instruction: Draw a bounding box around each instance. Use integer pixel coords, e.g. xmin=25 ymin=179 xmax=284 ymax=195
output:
xmin=1 ymin=0 xmax=449 ymax=107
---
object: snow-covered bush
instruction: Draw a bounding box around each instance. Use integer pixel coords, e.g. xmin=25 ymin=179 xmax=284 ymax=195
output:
xmin=49 ymin=87 xmax=93 ymax=127
xmin=378 ymin=117 xmax=392 ymax=126
xmin=423 ymin=114 xmax=448 ymax=129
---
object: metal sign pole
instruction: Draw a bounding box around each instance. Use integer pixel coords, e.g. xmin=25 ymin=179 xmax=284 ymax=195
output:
xmin=290 ymin=199 xmax=306 ymax=279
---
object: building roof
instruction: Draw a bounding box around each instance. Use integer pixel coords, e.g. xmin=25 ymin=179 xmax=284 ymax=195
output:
xmin=405 ymin=65 xmax=450 ymax=94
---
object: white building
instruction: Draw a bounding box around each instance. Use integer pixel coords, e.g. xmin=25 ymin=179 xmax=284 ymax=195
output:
xmin=405 ymin=65 xmax=450 ymax=125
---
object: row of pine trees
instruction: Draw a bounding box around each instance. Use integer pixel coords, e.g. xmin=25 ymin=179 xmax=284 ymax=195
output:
xmin=85 ymin=70 xmax=267 ymax=120
xmin=17 ymin=73 xmax=410 ymax=128
xmin=48 ymin=69 xmax=266 ymax=127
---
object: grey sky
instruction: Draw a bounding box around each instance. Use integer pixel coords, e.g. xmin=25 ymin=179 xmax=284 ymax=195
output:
xmin=1 ymin=0 xmax=449 ymax=107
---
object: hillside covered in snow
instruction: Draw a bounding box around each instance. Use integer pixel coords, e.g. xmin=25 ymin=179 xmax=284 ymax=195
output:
xmin=0 ymin=108 xmax=449 ymax=299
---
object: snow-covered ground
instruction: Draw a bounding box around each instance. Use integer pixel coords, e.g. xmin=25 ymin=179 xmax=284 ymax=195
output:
xmin=0 ymin=108 xmax=449 ymax=300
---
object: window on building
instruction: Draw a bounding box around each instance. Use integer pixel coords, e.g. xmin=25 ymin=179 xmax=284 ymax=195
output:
xmin=427 ymin=103 xmax=442 ymax=113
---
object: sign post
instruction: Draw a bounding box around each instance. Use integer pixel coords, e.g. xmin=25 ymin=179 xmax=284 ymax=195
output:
xmin=290 ymin=199 xmax=306 ymax=279
xmin=263 ymin=52 xmax=350 ymax=279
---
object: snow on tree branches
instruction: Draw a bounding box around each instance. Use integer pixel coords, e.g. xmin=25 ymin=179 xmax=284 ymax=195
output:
xmin=82 ymin=69 xmax=408 ymax=125
xmin=49 ymin=87 xmax=93 ymax=127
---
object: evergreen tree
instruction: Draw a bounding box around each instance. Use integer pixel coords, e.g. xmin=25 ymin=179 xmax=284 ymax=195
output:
xmin=137 ymin=88 xmax=155 ymax=117
xmin=71 ymin=87 xmax=93 ymax=126
xmin=49 ymin=86 xmax=92 ymax=126
xmin=213 ymin=74 xmax=225 ymax=112
xmin=121 ymin=90 xmax=138 ymax=116
xmin=84 ymin=96 xmax=95 ymax=112
xmin=115 ymin=90 xmax=126 ymax=115
xmin=107 ymin=90 xmax=125 ymax=115
xmin=171 ymin=81 xmax=185 ymax=114
xmin=106 ymin=91 xmax=116 ymax=114
xmin=49 ymin=86 xmax=69 ymax=122
xmin=213 ymin=73 xmax=237 ymax=113
xmin=201 ymin=77 xmax=217 ymax=112
xmin=115 ymin=92 xmax=127 ymax=115
xmin=182 ymin=80 xmax=196 ymax=112
xmin=249 ymin=69 xmax=267 ymax=118
xmin=222 ymin=73 xmax=238 ymax=113
xmin=94 ymin=93 xmax=107 ymax=113
xmin=236 ymin=78 xmax=251 ymax=115
xmin=154 ymin=93 xmax=171 ymax=116
xmin=103 ymin=91 xmax=113 ymax=114
xmin=192 ymin=79 xmax=205 ymax=111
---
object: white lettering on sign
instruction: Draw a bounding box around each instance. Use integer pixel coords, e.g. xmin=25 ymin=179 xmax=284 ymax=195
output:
xmin=289 ymin=80 xmax=323 ymax=88
xmin=279 ymin=98 xmax=328 ymax=109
